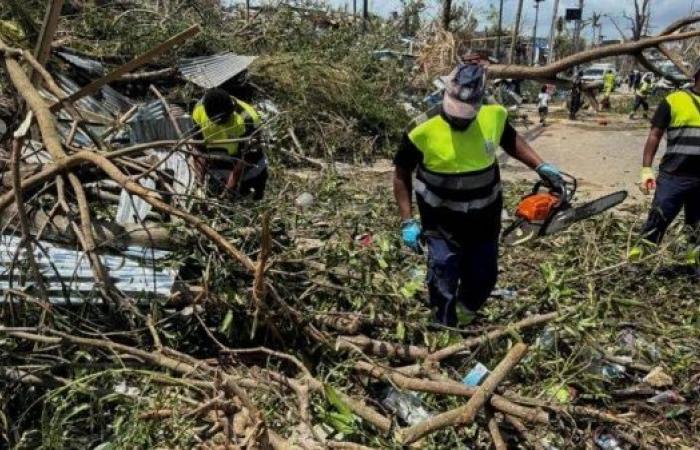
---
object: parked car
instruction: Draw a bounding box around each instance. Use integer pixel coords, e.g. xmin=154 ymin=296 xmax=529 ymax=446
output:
xmin=581 ymin=65 xmax=619 ymax=85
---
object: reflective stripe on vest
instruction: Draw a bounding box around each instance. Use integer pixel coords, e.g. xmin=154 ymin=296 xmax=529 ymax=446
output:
xmin=414 ymin=178 xmax=502 ymax=213
xmin=408 ymin=104 xmax=507 ymax=213
xmin=192 ymin=98 xmax=261 ymax=156
xmin=665 ymin=91 xmax=700 ymax=156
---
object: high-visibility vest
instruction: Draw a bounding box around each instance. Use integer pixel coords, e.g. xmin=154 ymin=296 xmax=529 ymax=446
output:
xmin=192 ymin=98 xmax=261 ymax=156
xmin=638 ymin=81 xmax=652 ymax=97
xmin=603 ymin=73 xmax=615 ymax=94
xmin=665 ymin=90 xmax=700 ymax=156
xmin=408 ymin=105 xmax=507 ymax=214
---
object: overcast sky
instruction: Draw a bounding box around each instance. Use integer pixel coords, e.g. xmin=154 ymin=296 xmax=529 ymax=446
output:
xmin=324 ymin=0 xmax=699 ymax=41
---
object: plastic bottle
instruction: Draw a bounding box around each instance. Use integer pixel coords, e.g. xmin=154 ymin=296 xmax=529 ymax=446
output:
xmin=382 ymin=388 xmax=431 ymax=426
xmin=595 ymin=434 xmax=623 ymax=450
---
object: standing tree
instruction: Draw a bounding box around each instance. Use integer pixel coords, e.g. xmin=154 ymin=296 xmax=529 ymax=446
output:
xmin=627 ymin=0 xmax=651 ymax=40
xmin=442 ymin=0 xmax=453 ymax=30
xmin=509 ymin=0 xmax=524 ymax=63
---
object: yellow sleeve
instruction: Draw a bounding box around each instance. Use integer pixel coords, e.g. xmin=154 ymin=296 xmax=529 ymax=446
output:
xmin=192 ymin=103 xmax=206 ymax=127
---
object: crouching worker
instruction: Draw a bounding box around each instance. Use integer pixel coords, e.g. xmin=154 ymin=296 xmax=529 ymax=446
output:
xmin=393 ymin=62 xmax=565 ymax=326
xmin=192 ymin=88 xmax=268 ymax=200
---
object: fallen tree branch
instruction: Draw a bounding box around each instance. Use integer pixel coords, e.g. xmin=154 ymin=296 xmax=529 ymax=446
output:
xmin=399 ymin=343 xmax=529 ymax=444
xmin=488 ymin=29 xmax=700 ymax=80
xmin=354 ymin=361 xmax=548 ymax=424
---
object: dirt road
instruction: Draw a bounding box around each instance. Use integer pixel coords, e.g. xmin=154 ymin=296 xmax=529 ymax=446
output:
xmin=502 ymin=118 xmax=655 ymax=202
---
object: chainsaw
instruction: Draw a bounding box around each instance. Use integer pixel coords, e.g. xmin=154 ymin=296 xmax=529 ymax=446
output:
xmin=502 ymin=174 xmax=628 ymax=245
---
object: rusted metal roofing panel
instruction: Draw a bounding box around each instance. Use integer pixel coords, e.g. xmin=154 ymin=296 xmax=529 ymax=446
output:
xmin=178 ymin=52 xmax=257 ymax=88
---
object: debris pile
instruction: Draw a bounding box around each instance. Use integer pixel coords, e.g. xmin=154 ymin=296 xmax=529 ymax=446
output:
xmin=1 ymin=1 xmax=700 ymax=449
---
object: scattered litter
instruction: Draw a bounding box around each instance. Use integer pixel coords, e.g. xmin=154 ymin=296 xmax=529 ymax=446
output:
xmin=382 ymin=388 xmax=431 ymax=426
xmin=294 ymin=192 xmax=315 ymax=209
xmin=114 ymin=381 xmax=141 ymax=397
xmin=355 ymin=233 xmax=373 ymax=248
xmin=491 ymin=287 xmax=518 ymax=300
xmin=595 ymin=433 xmax=623 ymax=450
xmin=462 ymin=362 xmax=490 ymax=387
xmin=643 ymin=367 xmax=673 ymax=388
xmin=595 ymin=363 xmax=626 ymax=380
xmin=647 ymin=390 xmax=685 ymax=405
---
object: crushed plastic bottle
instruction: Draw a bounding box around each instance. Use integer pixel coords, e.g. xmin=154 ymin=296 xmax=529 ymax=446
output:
xmin=617 ymin=328 xmax=637 ymax=351
xmin=294 ymin=192 xmax=315 ymax=209
xmin=462 ymin=362 xmax=491 ymax=387
xmin=491 ymin=288 xmax=518 ymax=300
xmin=596 ymin=363 xmax=627 ymax=380
xmin=647 ymin=390 xmax=686 ymax=404
xmin=536 ymin=327 xmax=556 ymax=350
xmin=595 ymin=433 xmax=623 ymax=450
xmin=382 ymin=388 xmax=431 ymax=426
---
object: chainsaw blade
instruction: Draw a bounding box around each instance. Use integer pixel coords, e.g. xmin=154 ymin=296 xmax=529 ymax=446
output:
xmin=543 ymin=190 xmax=628 ymax=236
xmin=502 ymin=220 xmax=543 ymax=246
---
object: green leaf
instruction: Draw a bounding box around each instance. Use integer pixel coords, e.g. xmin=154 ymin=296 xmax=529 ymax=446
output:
xmin=218 ymin=309 xmax=234 ymax=334
xmin=396 ymin=321 xmax=406 ymax=341
xmin=324 ymin=385 xmax=352 ymax=417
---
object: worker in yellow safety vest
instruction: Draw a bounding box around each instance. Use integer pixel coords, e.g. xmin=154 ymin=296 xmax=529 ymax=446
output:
xmin=601 ymin=69 xmax=616 ymax=110
xmin=393 ymin=61 xmax=567 ymax=326
xmin=192 ymin=88 xmax=268 ymax=200
xmin=635 ymin=61 xmax=700 ymax=279
xmin=630 ymin=74 xmax=653 ymax=120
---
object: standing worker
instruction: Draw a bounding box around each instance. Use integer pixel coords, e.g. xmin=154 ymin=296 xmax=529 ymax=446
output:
xmin=601 ymin=69 xmax=616 ymax=110
xmin=569 ymin=70 xmax=584 ymax=120
xmin=393 ymin=62 xmax=566 ymax=326
xmin=630 ymin=74 xmax=653 ymax=120
xmin=192 ymin=88 xmax=268 ymax=200
xmin=635 ymin=62 xmax=700 ymax=276
xmin=537 ymin=85 xmax=551 ymax=125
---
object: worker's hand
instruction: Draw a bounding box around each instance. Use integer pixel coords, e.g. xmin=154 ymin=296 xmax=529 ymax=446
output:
xmin=639 ymin=167 xmax=656 ymax=194
xmin=400 ymin=219 xmax=421 ymax=252
xmin=536 ymin=162 xmax=565 ymax=195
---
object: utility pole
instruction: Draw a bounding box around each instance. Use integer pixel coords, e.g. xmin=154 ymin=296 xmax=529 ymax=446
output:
xmin=362 ymin=0 xmax=369 ymax=30
xmin=531 ymin=0 xmax=545 ymax=65
xmin=353 ymin=0 xmax=357 ymax=19
xmin=547 ymin=0 xmax=560 ymax=64
xmin=496 ymin=0 xmax=504 ymax=61
xmin=573 ymin=0 xmax=584 ymax=53
xmin=245 ymin=0 xmax=250 ymax=22
xmin=509 ymin=0 xmax=524 ymax=64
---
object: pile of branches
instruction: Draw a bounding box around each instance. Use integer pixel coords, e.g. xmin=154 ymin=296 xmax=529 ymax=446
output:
xmin=2 ymin=1 xmax=700 ymax=449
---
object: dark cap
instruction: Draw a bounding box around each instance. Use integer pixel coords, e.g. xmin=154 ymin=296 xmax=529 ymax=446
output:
xmin=440 ymin=64 xmax=487 ymax=120
xmin=203 ymin=88 xmax=235 ymax=123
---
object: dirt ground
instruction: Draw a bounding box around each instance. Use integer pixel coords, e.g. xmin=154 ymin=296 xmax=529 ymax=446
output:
xmin=503 ymin=112 xmax=656 ymax=204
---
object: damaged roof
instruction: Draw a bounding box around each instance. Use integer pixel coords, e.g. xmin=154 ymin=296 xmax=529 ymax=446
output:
xmin=0 ymin=235 xmax=176 ymax=304
xmin=178 ymin=52 xmax=257 ymax=88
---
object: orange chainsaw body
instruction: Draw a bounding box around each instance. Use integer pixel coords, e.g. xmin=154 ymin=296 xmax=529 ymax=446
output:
xmin=515 ymin=193 xmax=560 ymax=223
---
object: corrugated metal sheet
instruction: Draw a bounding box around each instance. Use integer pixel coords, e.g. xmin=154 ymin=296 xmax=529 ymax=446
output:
xmin=0 ymin=235 xmax=176 ymax=304
xmin=56 ymin=51 xmax=106 ymax=76
xmin=128 ymin=100 xmax=194 ymax=143
xmin=178 ymin=52 xmax=257 ymax=89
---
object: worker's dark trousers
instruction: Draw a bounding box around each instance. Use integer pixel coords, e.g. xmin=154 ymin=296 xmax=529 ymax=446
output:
xmin=641 ymin=172 xmax=700 ymax=246
xmin=632 ymin=95 xmax=649 ymax=113
xmin=426 ymin=236 xmax=499 ymax=326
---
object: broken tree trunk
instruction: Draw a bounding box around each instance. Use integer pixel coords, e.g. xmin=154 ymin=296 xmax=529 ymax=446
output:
xmin=489 ymin=28 xmax=700 ymax=80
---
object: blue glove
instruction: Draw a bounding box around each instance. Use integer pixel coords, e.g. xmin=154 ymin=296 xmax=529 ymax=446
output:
xmin=401 ymin=219 xmax=421 ymax=251
xmin=536 ymin=162 xmax=565 ymax=194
